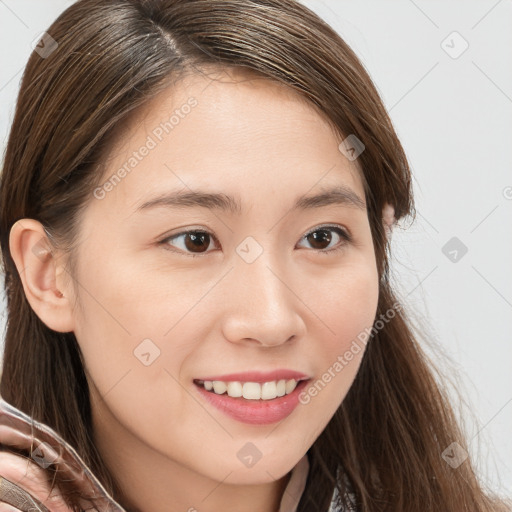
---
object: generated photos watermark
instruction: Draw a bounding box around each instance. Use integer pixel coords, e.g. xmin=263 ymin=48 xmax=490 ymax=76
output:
xmin=93 ymin=97 xmax=198 ymax=200
xmin=298 ymin=301 xmax=403 ymax=405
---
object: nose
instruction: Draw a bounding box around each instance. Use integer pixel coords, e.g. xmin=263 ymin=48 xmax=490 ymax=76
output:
xmin=220 ymin=248 xmax=306 ymax=348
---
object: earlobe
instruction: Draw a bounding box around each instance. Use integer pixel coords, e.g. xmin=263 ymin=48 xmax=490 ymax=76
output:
xmin=382 ymin=203 xmax=395 ymax=237
xmin=8 ymin=219 xmax=75 ymax=333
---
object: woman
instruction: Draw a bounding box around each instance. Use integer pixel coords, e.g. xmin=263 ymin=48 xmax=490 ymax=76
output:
xmin=0 ymin=0 xmax=509 ymax=511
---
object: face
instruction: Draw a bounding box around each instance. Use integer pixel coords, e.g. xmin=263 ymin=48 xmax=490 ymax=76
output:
xmin=62 ymin=68 xmax=380 ymax=485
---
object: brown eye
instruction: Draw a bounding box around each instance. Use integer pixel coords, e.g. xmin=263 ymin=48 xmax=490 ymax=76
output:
xmin=162 ymin=230 xmax=217 ymax=256
xmin=184 ymin=232 xmax=210 ymax=252
xmin=297 ymin=226 xmax=351 ymax=254
xmin=306 ymin=229 xmax=332 ymax=250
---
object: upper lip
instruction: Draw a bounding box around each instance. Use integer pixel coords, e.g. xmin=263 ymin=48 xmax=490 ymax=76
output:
xmin=194 ymin=369 xmax=310 ymax=383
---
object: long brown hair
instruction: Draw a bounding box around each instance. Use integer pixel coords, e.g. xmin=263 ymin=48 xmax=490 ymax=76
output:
xmin=0 ymin=1 xmax=508 ymax=510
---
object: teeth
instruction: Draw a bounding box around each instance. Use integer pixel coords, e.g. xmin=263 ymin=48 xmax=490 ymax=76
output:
xmin=227 ymin=381 xmax=242 ymax=397
xmin=261 ymin=381 xmax=276 ymax=400
xmin=212 ymin=381 xmax=227 ymax=394
xmin=285 ymin=379 xmax=297 ymax=394
xmin=243 ymin=382 xmax=261 ymax=400
xmin=199 ymin=379 xmax=301 ymax=400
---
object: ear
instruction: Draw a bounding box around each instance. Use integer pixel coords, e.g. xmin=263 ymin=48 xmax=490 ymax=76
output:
xmin=382 ymin=203 xmax=395 ymax=237
xmin=8 ymin=218 xmax=75 ymax=333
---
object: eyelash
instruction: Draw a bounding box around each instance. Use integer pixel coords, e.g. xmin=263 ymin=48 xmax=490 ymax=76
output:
xmin=158 ymin=224 xmax=352 ymax=258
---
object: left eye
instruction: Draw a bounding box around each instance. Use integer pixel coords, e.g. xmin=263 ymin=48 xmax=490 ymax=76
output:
xmin=160 ymin=225 xmax=351 ymax=257
xmin=297 ymin=226 xmax=351 ymax=253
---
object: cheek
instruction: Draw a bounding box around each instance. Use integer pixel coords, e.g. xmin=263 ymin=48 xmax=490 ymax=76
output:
xmin=328 ymin=266 xmax=379 ymax=345
xmin=298 ymin=258 xmax=379 ymax=409
xmin=72 ymin=248 xmax=196 ymax=346
xmin=69 ymin=254 xmax=191 ymax=406
xmin=309 ymin=254 xmax=379 ymax=343
xmin=71 ymin=251 xmax=210 ymax=420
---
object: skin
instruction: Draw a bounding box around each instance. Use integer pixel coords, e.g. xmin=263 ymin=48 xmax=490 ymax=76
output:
xmin=8 ymin=68 xmax=395 ymax=512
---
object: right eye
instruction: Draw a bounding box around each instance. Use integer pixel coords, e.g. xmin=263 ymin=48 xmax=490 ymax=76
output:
xmin=159 ymin=229 xmax=220 ymax=257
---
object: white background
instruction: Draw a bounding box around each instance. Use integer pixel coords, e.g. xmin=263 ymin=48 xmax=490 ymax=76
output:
xmin=1 ymin=0 xmax=511 ymax=498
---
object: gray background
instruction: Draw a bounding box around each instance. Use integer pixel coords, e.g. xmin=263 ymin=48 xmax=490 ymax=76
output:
xmin=1 ymin=0 xmax=511 ymax=496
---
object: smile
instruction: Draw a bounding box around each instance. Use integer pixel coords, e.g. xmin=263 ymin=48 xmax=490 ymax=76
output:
xmin=194 ymin=378 xmax=303 ymax=401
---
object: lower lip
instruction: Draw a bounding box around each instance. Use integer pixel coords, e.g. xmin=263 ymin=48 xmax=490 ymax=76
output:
xmin=193 ymin=380 xmax=309 ymax=425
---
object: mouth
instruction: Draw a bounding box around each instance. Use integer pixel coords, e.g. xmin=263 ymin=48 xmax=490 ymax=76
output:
xmin=192 ymin=376 xmax=311 ymax=425
xmin=193 ymin=377 xmax=308 ymax=401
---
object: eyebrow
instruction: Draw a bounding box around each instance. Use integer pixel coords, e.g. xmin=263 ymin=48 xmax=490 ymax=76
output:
xmin=135 ymin=185 xmax=366 ymax=215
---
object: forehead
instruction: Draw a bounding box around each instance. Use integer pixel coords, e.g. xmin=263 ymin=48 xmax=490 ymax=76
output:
xmin=90 ymin=68 xmax=365 ymax=218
